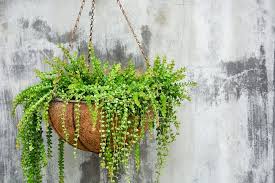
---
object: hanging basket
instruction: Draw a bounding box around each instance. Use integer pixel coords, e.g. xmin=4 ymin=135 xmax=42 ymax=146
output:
xmin=49 ymin=99 xmax=100 ymax=153
xmin=48 ymin=99 xmax=152 ymax=153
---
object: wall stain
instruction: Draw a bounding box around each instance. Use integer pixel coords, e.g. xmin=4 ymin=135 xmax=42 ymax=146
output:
xmin=0 ymin=89 xmax=12 ymax=104
xmin=141 ymin=25 xmax=152 ymax=58
xmin=154 ymin=9 xmax=168 ymax=25
xmin=19 ymin=18 xmax=29 ymax=29
xmin=29 ymin=18 xmax=75 ymax=44
xmin=256 ymin=0 xmax=264 ymax=5
xmin=222 ymin=56 xmax=268 ymax=99
xmin=97 ymin=41 xmax=134 ymax=66
xmin=194 ymin=74 xmax=224 ymax=105
xmin=194 ymin=46 xmax=269 ymax=183
xmin=223 ymin=46 xmax=268 ymax=162
xmin=242 ymin=171 xmax=254 ymax=183
xmin=32 ymin=19 xmax=51 ymax=34
xmin=0 ymin=161 xmax=5 ymax=183
xmin=273 ymin=47 xmax=275 ymax=183
xmin=0 ymin=0 xmax=8 ymax=19
xmin=79 ymin=40 xmax=134 ymax=67
xmin=0 ymin=87 xmax=22 ymax=183
xmin=1 ymin=49 xmax=54 ymax=80
xmin=78 ymin=25 xmax=151 ymax=70
xmin=194 ymin=47 xmax=269 ymax=103
xmin=135 ymin=136 xmax=154 ymax=183
xmin=22 ymin=19 xmax=151 ymax=70
xmin=0 ymin=1 xmax=8 ymax=32
xmin=0 ymin=22 xmax=8 ymax=31
xmin=80 ymin=154 xmax=100 ymax=183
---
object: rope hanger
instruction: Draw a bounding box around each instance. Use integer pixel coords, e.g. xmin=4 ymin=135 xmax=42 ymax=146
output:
xmin=69 ymin=0 xmax=150 ymax=68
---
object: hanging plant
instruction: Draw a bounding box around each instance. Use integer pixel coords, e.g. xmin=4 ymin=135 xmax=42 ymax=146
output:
xmin=12 ymin=0 xmax=195 ymax=183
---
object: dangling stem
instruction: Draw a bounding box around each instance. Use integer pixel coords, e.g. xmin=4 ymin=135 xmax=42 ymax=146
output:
xmin=46 ymin=126 xmax=53 ymax=158
xmin=61 ymin=101 xmax=69 ymax=142
xmin=58 ymin=138 xmax=65 ymax=183
xmin=73 ymin=102 xmax=81 ymax=158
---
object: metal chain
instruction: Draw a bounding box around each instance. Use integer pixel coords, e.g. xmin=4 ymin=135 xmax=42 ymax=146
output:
xmin=89 ymin=0 xmax=96 ymax=44
xmin=88 ymin=0 xmax=96 ymax=63
xmin=68 ymin=0 xmax=149 ymax=68
xmin=116 ymin=0 xmax=150 ymax=68
xmin=69 ymin=0 xmax=87 ymax=49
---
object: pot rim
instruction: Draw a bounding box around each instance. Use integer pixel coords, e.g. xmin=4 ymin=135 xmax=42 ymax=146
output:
xmin=54 ymin=98 xmax=87 ymax=104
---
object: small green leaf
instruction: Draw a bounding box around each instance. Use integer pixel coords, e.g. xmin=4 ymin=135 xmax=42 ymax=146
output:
xmin=133 ymin=92 xmax=141 ymax=108
xmin=29 ymin=145 xmax=34 ymax=152
xmin=160 ymin=94 xmax=167 ymax=117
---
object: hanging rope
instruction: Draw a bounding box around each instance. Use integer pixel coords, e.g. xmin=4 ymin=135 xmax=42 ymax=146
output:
xmin=69 ymin=0 xmax=87 ymax=49
xmin=68 ymin=0 xmax=150 ymax=68
xmin=88 ymin=0 xmax=96 ymax=63
xmin=89 ymin=0 xmax=96 ymax=45
xmin=115 ymin=0 xmax=150 ymax=68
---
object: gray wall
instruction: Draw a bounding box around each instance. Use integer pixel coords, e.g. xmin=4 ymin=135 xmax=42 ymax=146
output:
xmin=1 ymin=0 xmax=275 ymax=182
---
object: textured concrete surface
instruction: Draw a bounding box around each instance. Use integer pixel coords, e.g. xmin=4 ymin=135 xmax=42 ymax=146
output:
xmin=0 ymin=0 xmax=275 ymax=182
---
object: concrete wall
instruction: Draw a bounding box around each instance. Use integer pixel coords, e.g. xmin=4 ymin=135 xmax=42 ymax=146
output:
xmin=0 ymin=0 xmax=275 ymax=182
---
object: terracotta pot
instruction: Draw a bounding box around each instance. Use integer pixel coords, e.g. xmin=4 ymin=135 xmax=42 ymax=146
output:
xmin=48 ymin=100 xmax=152 ymax=153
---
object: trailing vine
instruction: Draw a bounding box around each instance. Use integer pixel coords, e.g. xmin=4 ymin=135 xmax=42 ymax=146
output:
xmin=58 ymin=138 xmax=65 ymax=183
xmin=73 ymin=102 xmax=81 ymax=157
xmin=13 ymin=45 xmax=195 ymax=183
xmin=61 ymin=100 xmax=69 ymax=142
xmin=46 ymin=126 xmax=53 ymax=158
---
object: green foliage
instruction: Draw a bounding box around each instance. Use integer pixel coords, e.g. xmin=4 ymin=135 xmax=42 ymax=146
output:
xmin=13 ymin=45 xmax=195 ymax=183
xmin=46 ymin=126 xmax=53 ymax=158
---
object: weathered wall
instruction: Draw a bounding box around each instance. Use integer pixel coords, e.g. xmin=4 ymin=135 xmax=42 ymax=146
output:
xmin=1 ymin=0 xmax=275 ymax=182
